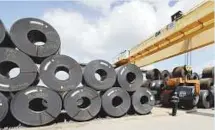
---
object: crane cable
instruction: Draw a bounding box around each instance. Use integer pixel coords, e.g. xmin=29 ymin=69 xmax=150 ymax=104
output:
xmin=184 ymin=38 xmax=192 ymax=66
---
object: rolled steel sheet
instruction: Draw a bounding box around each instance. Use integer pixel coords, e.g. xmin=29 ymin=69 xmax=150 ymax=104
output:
xmin=116 ymin=64 xmax=143 ymax=92
xmin=160 ymin=90 xmax=173 ymax=106
xmin=210 ymin=86 xmax=214 ymax=107
xmin=0 ymin=20 xmax=14 ymax=47
xmin=40 ymin=55 xmax=82 ymax=92
xmin=102 ymin=87 xmax=131 ymax=117
xmin=146 ymin=69 xmax=161 ymax=80
xmin=83 ymin=60 xmax=116 ymax=91
xmin=202 ymin=67 xmax=214 ymax=78
xmin=10 ymin=86 xmax=62 ymax=126
xmin=149 ymin=80 xmax=165 ymax=91
xmin=175 ymin=86 xmax=199 ymax=109
xmin=10 ymin=18 xmax=61 ymax=64
xmin=0 ymin=48 xmax=38 ymax=92
xmin=0 ymin=92 xmax=8 ymax=122
xmin=132 ymin=88 xmax=155 ymax=115
xmin=141 ymin=80 xmax=151 ymax=88
xmin=190 ymin=72 xmax=199 ymax=80
xmin=64 ymin=87 xmax=101 ymax=121
xmin=198 ymin=90 xmax=213 ymax=108
xmin=161 ymin=70 xmax=171 ymax=80
xmin=200 ymin=78 xmax=214 ymax=89
xmin=172 ymin=65 xmax=191 ymax=78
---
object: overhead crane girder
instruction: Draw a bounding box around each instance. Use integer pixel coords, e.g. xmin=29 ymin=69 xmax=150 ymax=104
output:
xmin=114 ymin=1 xmax=214 ymax=67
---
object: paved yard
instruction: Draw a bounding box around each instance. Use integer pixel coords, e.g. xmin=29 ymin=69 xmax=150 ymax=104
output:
xmin=9 ymin=107 xmax=214 ymax=130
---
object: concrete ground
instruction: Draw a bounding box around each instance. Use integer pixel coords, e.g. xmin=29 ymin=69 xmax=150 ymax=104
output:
xmin=9 ymin=107 xmax=214 ymax=130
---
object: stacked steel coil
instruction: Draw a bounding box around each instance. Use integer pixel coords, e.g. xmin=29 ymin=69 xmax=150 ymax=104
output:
xmin=0 ymin=18 xmax=155 ymax=127
xmin=198 ymin=67 xmax=214 ymax=108
xmin=143 ymin=69 xmax=164 ymax=104
xmin=143 ymin=66 xmax=214 ymax=109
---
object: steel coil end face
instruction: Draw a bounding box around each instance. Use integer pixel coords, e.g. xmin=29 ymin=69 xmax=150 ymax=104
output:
xmin=64 ymin=87 xmax=101 ymax=121
xmin=202 ymin=67 xmax=214 ymax=78
xmin=10 ymin=18 xmax=61 ymax=64
xmin=210 ymin=87 xmax=214 ymax=107
xmin=117 ymin=64 xmax=143 ymax=92
xmin=146 ymin=69 xmax=161 ymax=80
xmin=200 ymin=78 xmax=214 ymax=89
xmin=102 ymin=87 xmax=131 ymax=117
xmin=40 ymin=55 xmax=82 ymax=92
xmin=161 ymin=70 xmax=171 ymax=80
xmin=172 ymin=66 xmax=190 ymax=78
xmin=132 ymin=88 xmax=155 ymax=115
xmin=150 ymin=80 xmax=165 ymax=91
xmin=141 ymin=80 xmax=151 ymax=88
xmin=0 ymin=92 xmax=8 ymax=122
xmin=0 ymin=20 xmax=5 ymax=44
xmin=190 ymin=72 xmax=199 ymax=80
xmin=83 ymin=60 xmax=116 ymax=91
xmin=0 ymin=48 xmax=38 ymax=92
xmin=198 ymin=90 xmax=213 ymax=108
xmin=10 ymin=86 xmax=62 ymax=126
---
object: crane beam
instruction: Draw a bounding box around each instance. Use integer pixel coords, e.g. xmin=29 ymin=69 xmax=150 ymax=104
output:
xmin=134 ymin=26 xmax=214 ymax=67
xmin=114 ymin=1 xmax=214 ymax=67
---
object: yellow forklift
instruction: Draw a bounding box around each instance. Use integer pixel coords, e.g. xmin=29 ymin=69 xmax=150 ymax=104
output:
xmin=165 ymin=65 xmax=200 ymax=110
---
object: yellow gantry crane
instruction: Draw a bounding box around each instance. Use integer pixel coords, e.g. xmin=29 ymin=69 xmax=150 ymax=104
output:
xmin=114 ymin=1 xmax=214 ymax=67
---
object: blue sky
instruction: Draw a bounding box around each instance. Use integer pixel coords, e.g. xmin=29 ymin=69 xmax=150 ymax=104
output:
xmin=0 ymin=0 xmax=213 ymax=73
xmin=0 ymin=1 xmax=102 ymax=27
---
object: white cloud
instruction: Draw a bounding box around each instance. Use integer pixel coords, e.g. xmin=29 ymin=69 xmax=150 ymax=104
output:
xmin=79 ymin=0 xmax=118 ymax=14
xmin=43 ymin=9 xmax=105 ymax=63
xmin=43 ymin=1 xmax=157 ymax=63
xmin=42 ymin=0 xmax=204 ymax=64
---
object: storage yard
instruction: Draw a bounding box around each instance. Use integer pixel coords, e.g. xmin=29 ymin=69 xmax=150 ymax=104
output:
xmin=0 ymin=0 xmax=214 ymax=130
xmin=10 ymin=107 xmax=214 ymax=130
